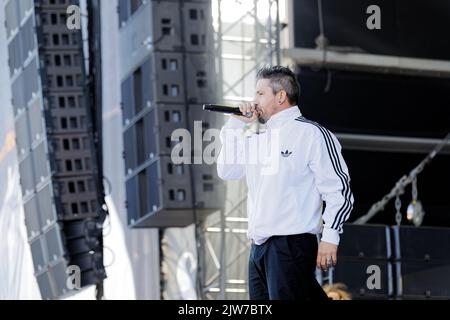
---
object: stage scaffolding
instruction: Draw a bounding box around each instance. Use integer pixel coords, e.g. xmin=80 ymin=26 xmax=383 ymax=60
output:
xmin=197 ymin=0 xmax=282 ymax=300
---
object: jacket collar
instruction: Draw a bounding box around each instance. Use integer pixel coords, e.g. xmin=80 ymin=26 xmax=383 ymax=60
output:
xmin=266 ymin=106 xmax=302 ymax=129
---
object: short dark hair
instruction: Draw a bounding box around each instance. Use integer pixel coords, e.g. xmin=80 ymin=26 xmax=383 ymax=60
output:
xmin=256 ymin=66 xmax=300 ymax=105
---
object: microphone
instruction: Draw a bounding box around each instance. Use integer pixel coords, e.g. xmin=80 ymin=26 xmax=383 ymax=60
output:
xmin=203 ymin=104 xmax=253 ymax=118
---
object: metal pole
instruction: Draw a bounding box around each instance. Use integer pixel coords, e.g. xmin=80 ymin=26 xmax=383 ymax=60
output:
xmin=275 ymin=0 xmax=281 ymax=65
xmin=217 ymin=1 xmax=226 ymax=298
xmin=254 ymin=0 xmax=259 ymax=70
xmin=267 ymin=0 xmax=273 ymax=64
xmin=217 ymin=0 xmax=224 ymax=101
xmin=219 ymin=209 xmax=226 ymax=299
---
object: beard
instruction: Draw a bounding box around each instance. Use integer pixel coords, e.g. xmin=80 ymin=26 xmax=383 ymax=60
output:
xmin=257 ymin=117 xmax=267 ymax=124
xmin=255 ymin=108 xmax=267 ymax=124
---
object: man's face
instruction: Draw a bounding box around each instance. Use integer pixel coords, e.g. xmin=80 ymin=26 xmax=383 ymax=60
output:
xmin=254 ymin=79 xmax=278 ymax=122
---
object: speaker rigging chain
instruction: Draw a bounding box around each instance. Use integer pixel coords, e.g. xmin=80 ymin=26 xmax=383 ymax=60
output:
xmin=395 ymin=194 xmax=402 ymax=226
xmin=355 ymin=132 xmax=450 ymax=225
xmin=412 ymin=177 xmax=418 ymax=202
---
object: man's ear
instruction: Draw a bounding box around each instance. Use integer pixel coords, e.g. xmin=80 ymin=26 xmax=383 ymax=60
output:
xmin=277 ymin=90 xmax=287 ymax=104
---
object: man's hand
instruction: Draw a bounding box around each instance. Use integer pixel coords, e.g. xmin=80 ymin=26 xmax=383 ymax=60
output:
xmin=317 ymin=241 xmax=338 ymax=272
xmin=232 ymin=102 xmax=260 ymax=124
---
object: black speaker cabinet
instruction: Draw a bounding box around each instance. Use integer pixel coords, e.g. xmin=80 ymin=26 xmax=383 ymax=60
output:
xmin=339 ymin=224 xmax=391 ymax=260
xmin=393 ymin=226 xmax=450 ymax=299
xmin=333 ymin=258 xmax=394 ymax=299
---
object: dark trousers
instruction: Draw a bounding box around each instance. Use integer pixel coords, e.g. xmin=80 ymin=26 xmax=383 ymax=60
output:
xmin=248 ymin=233 xmax=328 ymax=300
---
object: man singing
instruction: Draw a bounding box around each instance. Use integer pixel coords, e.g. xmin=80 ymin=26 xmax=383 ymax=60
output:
xmin=217 ymin=66 xmax=354 ymax=300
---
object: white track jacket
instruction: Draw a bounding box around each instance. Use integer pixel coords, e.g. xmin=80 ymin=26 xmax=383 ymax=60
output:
xmin=217 ymin=106 xmax=354 ymax=245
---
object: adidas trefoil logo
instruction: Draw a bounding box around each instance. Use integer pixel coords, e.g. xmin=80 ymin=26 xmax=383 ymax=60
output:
xmin=281 ymin=150 xmax=292 ymax=157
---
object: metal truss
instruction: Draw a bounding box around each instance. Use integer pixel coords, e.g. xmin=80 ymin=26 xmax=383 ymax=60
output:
xmin=197 ymin=0 xmax=281 ymax=300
